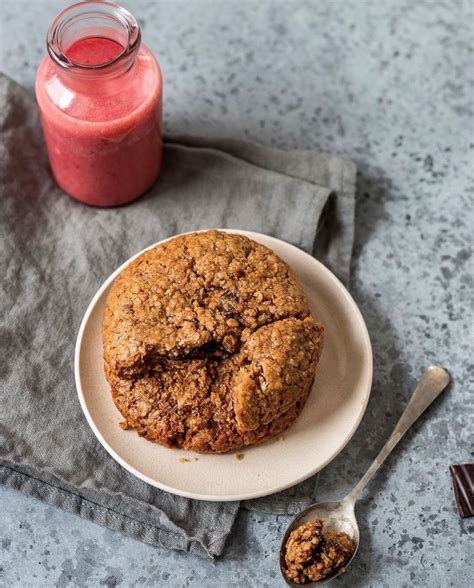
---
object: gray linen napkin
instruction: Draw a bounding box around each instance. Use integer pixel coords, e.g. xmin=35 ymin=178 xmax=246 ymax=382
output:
xmin=0 ymin=73 xmax=356 ymax=557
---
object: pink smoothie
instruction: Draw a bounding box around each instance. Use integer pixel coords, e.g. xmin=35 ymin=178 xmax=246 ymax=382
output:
xmin=36 ymin=36 xmax=162 ymax=206
xmin=66 ymin=37 xmax=124 ymax=66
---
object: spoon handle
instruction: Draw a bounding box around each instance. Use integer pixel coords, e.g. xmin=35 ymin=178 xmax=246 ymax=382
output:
xmin=345 ymin=365 xmax=450 ymax=504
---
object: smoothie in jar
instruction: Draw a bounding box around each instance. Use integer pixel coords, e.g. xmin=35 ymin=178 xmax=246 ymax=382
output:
xmin=35 ymin=1 xmax=163 ymax=206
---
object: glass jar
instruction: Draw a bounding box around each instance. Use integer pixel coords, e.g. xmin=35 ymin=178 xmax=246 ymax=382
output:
xmin=35 ymin=1 xmax=163 ymax=206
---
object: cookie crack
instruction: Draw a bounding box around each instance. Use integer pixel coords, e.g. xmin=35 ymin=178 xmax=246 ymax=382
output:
xmin=122 ymin=311 xmax=311 ymax=380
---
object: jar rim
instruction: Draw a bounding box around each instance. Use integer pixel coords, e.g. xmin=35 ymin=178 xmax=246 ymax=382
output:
xmin=47 ymin=0 xmax=141 ymax=73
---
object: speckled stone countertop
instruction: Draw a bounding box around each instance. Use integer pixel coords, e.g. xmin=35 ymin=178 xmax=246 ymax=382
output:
xmin=1 ymin=0 xmax=472 ymax=586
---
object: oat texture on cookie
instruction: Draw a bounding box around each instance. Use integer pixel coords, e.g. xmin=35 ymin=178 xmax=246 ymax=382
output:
xmin=102 ymin=231 xmax=324 ymax=453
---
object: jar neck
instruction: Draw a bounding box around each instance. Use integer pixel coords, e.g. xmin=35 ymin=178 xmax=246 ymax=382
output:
xmin=47 ymin=1 xmax=141 ymax=90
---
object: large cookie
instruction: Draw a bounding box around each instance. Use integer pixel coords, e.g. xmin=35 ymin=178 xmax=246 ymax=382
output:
xmin=102 ymin=230 xmax=324 ymax=453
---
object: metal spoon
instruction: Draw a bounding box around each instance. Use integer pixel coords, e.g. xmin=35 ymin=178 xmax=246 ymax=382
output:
xmin=279 ymin=365 xmax=450 ymax=586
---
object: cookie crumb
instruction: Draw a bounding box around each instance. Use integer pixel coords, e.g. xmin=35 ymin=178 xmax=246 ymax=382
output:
xmin=283 ymin=520 xmax=354 ymax=584
xmin=119 ymin=420 xmax=130 ymax=430
xmin=179 ymin=458 xmax=190 ymax=463
xmin=236 ymin=453 xmax=245 ymax=460
xmin=194 ymin=457 xmax=199 ymax=461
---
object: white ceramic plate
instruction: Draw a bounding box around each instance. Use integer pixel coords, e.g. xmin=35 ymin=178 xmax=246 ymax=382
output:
xmin=75 ymin=230 xmax=372 ymax=502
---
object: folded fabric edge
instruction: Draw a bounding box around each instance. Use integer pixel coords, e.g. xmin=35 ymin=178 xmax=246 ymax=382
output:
xmin=0 ymin=465 xmax=234 ymax=559
xmin=312 ymin=157 xmax=357 ymax=285
xmin=163 ymin=134 xmax=347 ymax=191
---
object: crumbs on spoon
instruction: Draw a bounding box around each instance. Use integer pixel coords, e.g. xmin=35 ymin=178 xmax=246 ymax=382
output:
xmin=282 ymin=520 xmax=355 ymax=584
xmin=236 ymin=453 xmax=245 ymax=460
xmin=179 ymin=458 xmax=190 ymax=463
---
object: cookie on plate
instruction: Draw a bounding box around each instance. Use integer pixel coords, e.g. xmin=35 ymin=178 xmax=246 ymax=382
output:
xmin=102 ymin=230 xmax=324 ymax=453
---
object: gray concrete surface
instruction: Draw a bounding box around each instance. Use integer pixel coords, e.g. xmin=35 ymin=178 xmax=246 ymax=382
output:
xmin=1 ymin=0 xmax=472 ymax=586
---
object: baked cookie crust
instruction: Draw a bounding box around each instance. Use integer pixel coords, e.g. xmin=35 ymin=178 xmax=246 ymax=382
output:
xmin=102 ymin=231 xmax=324 ymax=453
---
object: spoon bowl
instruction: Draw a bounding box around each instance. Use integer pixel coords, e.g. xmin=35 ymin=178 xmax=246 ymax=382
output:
xmin=279 ymin=499 xmax=359 ymax=586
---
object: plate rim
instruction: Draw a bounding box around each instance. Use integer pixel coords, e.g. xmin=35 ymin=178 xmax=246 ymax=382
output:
xmin=74 ymin=229 xmax=373 ymax=502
